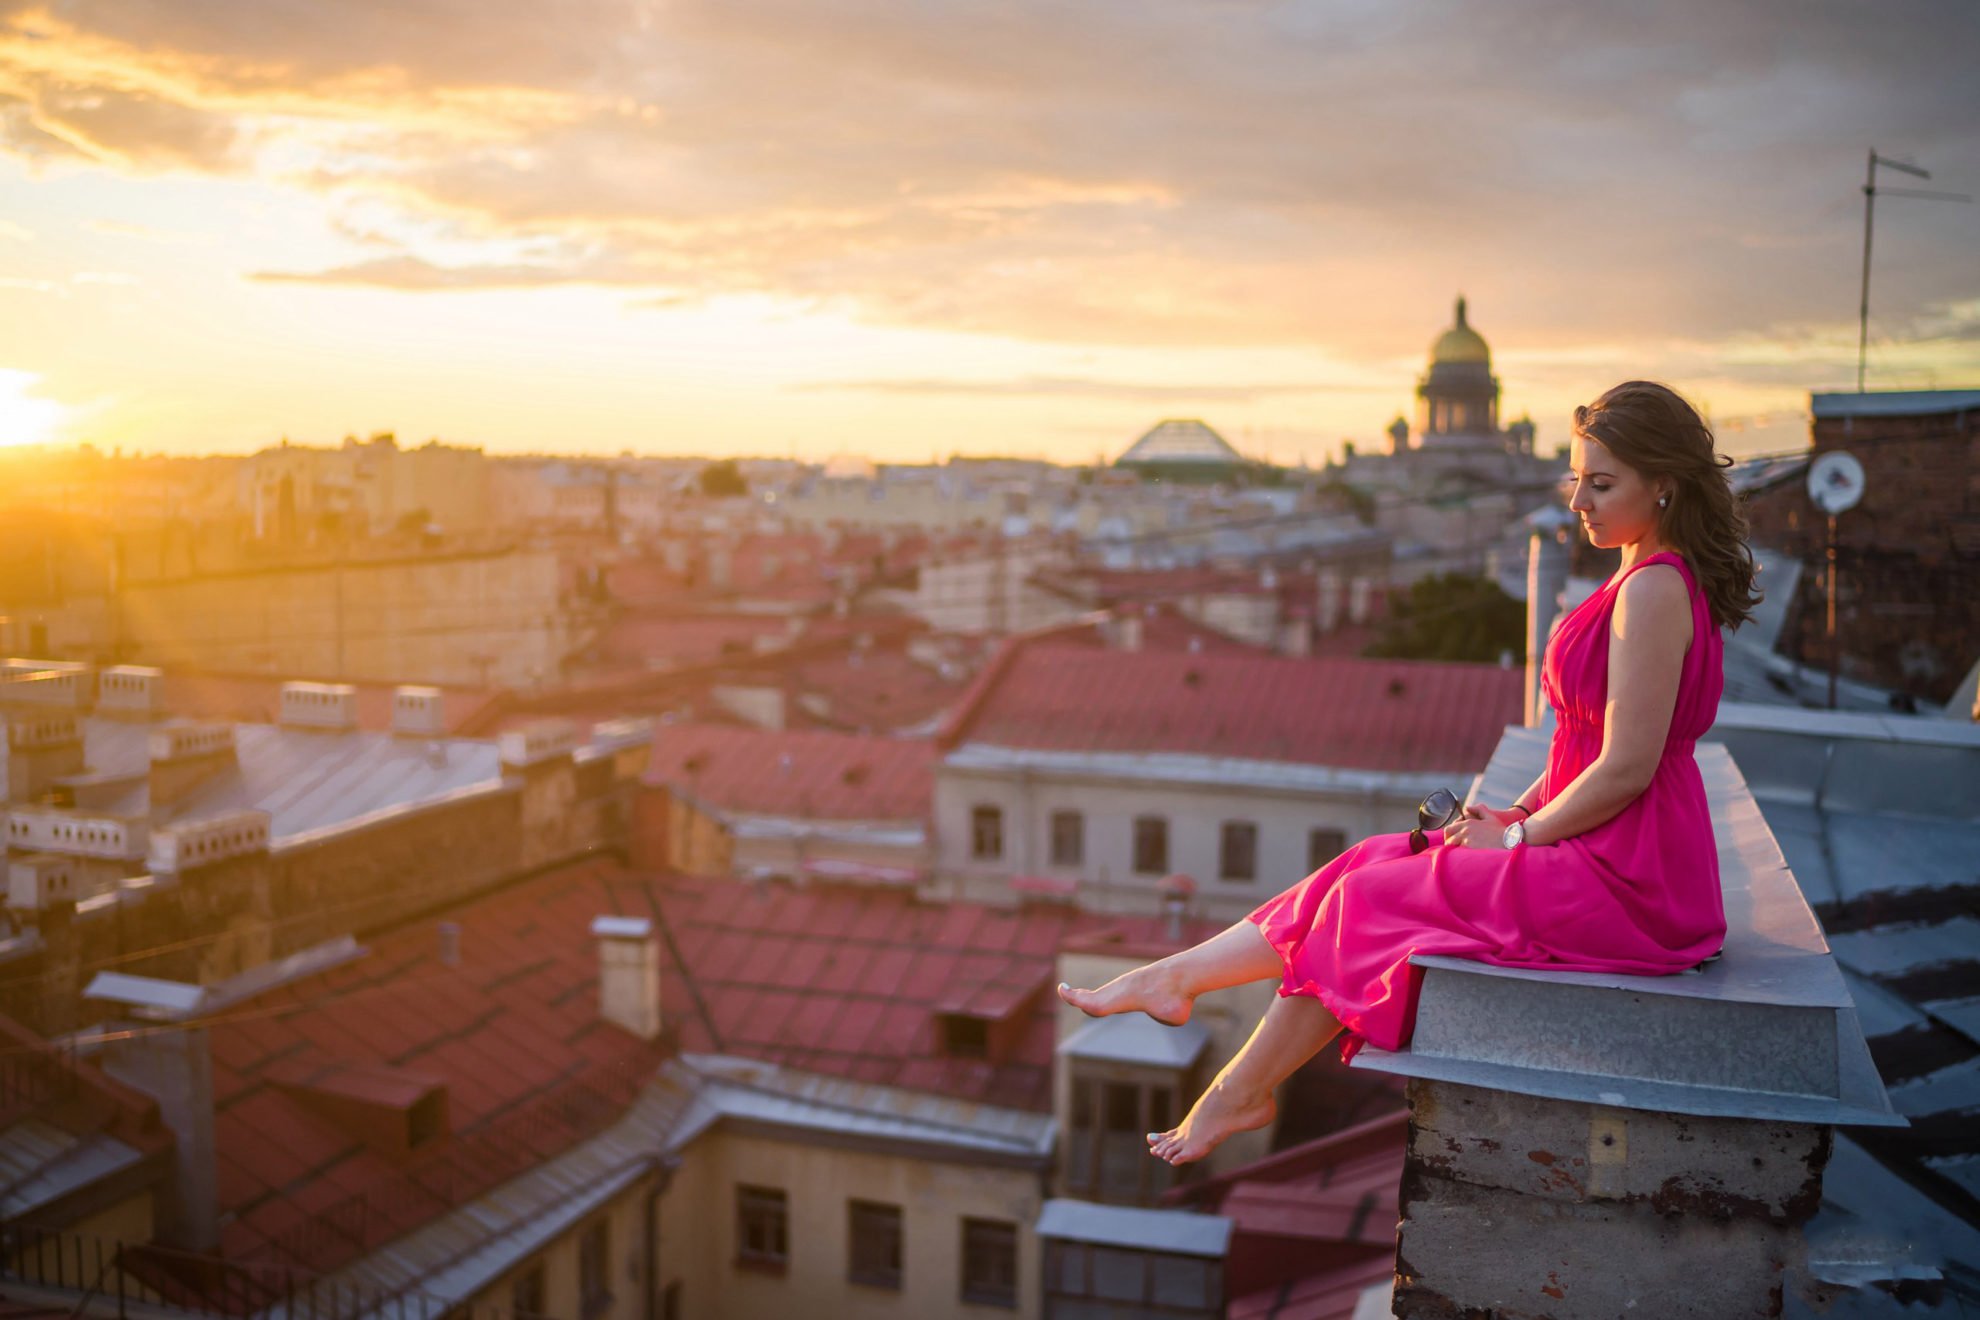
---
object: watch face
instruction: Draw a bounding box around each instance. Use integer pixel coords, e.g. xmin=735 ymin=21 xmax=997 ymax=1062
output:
xmin=1503 ymin=821 xmax=1525 ymax=848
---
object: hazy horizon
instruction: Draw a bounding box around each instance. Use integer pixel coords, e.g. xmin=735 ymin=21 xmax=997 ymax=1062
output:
xmin=4 ymin=0 xmax=1978 ymax=465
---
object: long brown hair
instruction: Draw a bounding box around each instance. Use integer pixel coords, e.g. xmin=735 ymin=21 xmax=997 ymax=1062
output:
xmin=1573 ymin=380 xmax=1761 ymax=629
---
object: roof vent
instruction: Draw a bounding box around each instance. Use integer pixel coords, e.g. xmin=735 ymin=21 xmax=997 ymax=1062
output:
xmin=8 ymin=854 xmax=77 ymax=911
xmin=498 ymin=719 xmax=580 ymax=768
xmin=148 ymin=808 xmax=270 ymax=874
xmin=97 ymin=665 xmax=164 ymax=720
xmin=0 ymin=659 xmax=93 ymax=710
xmin=280 ymin=682 xmax=358 ymax=731
xmin=4 ymin=712 xmax=81 ymax=752
xmin=391 ymin=686 xmax=447 ymax=737
xmin=148 ymin=721 xmax=235 ymax=764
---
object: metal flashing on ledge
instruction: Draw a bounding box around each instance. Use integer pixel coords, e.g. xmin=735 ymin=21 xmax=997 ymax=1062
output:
xmin=1353 ymin=736 xmax=1904 ymax=1128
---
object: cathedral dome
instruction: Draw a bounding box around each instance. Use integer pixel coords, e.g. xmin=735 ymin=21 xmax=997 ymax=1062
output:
xmin=1430 ymin=296 xmax=1491 ymax=365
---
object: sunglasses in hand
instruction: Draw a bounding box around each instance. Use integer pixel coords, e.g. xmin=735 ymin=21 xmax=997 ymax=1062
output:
xmin=1409 ymin=787 xmax=1464 ymax=855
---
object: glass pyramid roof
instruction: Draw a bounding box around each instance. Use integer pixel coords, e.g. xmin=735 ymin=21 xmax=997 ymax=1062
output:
xmin=1117 ymin=419 xmax=1244 ymax=465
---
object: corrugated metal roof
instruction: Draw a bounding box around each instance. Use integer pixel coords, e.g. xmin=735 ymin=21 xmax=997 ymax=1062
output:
xmin=0 ymin=1119 xmax=145 ymax=1219
xmin=1035 ymin=1198 xmax=1231 ymax=1257
xmin=1056 ymin=1014 xmax=1209 ymax=1069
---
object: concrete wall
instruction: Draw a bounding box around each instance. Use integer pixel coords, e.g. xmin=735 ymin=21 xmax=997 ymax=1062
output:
xmin=658 ymin=1127 xmax=1045 ymax=1320
xmin=934 ymin=762 xmax=1422 ymax=923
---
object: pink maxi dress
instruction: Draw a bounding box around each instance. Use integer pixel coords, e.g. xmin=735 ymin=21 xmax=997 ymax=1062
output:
xmin=1250 ymin=550 xmax=1728 ymax=1058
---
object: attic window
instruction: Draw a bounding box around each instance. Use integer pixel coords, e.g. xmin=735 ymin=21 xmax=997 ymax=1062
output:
xmin=1387 ymin=678 xmax=1407 ymax=697
xmin=1182 ymin=669 xmax=1203 ymax=688
xmin=941 ymin=1013 xmax=990 ymax=1059
xmin=842 ymin=764 xmax=870 ymax=786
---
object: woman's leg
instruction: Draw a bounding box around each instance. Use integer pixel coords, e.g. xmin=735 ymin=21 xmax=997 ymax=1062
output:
xmin=1056 ymin=919 xmax=1282 ymax=1026
xmin=1148 ymin=992 xmax=1344 ymax=1165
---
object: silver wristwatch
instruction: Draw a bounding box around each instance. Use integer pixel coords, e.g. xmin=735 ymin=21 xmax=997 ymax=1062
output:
xmin=1502 ymin=820 xmax=1527 ymax=849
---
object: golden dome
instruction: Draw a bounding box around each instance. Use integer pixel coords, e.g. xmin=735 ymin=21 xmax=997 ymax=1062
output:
xmin=1430 ymin=296 xmax=1491 ymax=365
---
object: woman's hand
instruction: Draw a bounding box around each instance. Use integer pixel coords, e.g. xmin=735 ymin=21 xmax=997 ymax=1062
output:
xmin=1442 ymin=805 xmax=1516 ymax=850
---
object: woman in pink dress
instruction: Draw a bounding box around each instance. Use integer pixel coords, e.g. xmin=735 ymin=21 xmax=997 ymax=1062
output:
xmin=1058 ymin=380 xmax=1761 ymax=1165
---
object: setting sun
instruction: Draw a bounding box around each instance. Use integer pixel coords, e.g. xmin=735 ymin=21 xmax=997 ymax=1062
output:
xmin=0 ymin=369 xmax=65 ymax=447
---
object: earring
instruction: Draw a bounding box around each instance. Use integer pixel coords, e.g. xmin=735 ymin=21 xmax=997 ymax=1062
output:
xmin=1658 ymin=495 xmax=1669 ymax=508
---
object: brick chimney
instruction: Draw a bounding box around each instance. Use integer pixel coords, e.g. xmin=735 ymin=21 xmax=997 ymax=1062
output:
xmin=1362 ymin=726 xmax=1899 ymax=1318
xmin=592 ymin=915 xmax=662 ymax=1040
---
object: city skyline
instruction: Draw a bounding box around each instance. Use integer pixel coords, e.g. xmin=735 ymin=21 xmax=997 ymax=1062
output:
xmin=3 ymin=0 xmax=1978 ymax=464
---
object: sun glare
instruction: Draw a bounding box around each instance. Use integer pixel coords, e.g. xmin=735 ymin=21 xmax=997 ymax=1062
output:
xmin=0 ymin=370 xmax=66 ymax=447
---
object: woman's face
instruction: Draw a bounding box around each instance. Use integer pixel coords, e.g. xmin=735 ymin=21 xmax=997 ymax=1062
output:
xmin=1566 ymin=433 xmax=1667 ymax=550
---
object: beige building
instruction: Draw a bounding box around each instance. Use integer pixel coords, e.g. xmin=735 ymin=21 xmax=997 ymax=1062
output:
xmin=111 ymin=546 xmax=585 ymax=689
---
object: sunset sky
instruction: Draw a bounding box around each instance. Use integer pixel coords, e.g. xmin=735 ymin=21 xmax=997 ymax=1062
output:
xmin=2 ymin=0 xmax=1977 ymax=465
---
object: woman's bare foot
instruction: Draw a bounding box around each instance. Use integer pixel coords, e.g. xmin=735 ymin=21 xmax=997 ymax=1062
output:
xmin=1146 ymin=1080 xmax=1276 ymax=1165
xmin=1056 ymin=962 xmax=1194 ymax=1027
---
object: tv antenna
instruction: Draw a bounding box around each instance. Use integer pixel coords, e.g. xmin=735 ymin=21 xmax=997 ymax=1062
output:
xmin=1855 ymin=150 xmax=1970 ymax=393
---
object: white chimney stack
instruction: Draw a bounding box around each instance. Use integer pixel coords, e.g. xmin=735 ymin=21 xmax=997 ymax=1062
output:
xmin=392 ymin=686 xmax=447 ymax=737
xmin=280 ymin=682 xmax=358 ymax=731
xmin=1316 ymin=571 xmax=1343 ymax=633
xmin=98 ymin=665 xmax=164 ymax=720
xmin=591 ymin=915 xmax=662 ymax=1040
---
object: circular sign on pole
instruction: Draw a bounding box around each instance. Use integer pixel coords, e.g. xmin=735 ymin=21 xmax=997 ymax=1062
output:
xmin=1807 ymin=451 xmax=1866 ymax=515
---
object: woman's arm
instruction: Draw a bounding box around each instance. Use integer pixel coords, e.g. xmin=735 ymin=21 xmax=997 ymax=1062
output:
xmin=1519 ymin=564 xmax=1690 ymax=847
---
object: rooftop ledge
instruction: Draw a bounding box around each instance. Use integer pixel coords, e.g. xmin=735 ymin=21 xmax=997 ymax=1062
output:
xmin=1349 ymin=723 xmax=1903 ymax=1128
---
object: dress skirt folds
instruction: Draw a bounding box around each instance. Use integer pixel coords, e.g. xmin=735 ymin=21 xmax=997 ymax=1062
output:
xmin=1249 ymin=551 xmax=1728 ymax=1058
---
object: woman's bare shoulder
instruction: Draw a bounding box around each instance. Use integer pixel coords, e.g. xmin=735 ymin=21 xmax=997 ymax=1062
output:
xmin=1613 ymin=562 xmax=1691 ymax=643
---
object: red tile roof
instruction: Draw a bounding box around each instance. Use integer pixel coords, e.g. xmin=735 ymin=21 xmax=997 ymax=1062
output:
xmin=939 ymin=643 xmax=1520 ymax=773
xmin=786 ymin=648 xmax=971 ymax=732
xmin=201 ymin=857 xmax=1216 ymax=1278
xmin=654 ymin=873 xmax=1217 ymax=1111
xmin=1168 ymin=1109 xmax=1406 ymax=1319
xmin=644 ymin=724 xmax=936 ymax=820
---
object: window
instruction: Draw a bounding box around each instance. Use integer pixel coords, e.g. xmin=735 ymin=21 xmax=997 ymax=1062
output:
xmin=971 ymin=805 xmax=1004 ymax=860
xmin=1066 ymin=1074 xmax=1180 ymax=1203
xmin=1044 ymin=1241 xmax=1222 ymax=1320
xmin=1308 ymin=827 xmax=1347 ymax=873
xmin=511 ymin=1262 xmax=545 ymax=1319
xmin=578 ymin=1218 xmax=611 ymax=1318
xmin=848 ymin=1199 xmax=903 ymax=1289
xmin=1132 ymin=816 xmax=1168 ymax=876
xmin=961 ymin=1217 xmax=1018 ymax=1308
xmin=1218 ymin=821 xmax=1257 ymax=882
xmin=1050 ymin=810 xmax=1084 ymax=867
xmin=736 ymin=1185 xmax=788 ymax=1271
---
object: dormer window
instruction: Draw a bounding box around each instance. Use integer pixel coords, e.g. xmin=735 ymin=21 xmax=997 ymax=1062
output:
xmin=1057 ymin=1014 xmax=1209 ymax=1204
